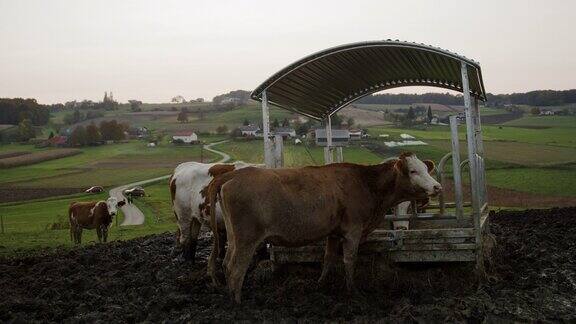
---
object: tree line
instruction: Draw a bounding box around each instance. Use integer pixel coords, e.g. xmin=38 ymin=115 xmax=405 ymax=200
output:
xmin=0 ymin=98 xmax=50 ymax=126
xmin=68 ymin=120 xmax=128 ymax=146
xmin=355 ymin=89 xmax=576 ymax=107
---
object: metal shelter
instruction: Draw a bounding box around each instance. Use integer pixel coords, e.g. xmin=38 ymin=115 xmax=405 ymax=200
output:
xmin=251 ymin=40 xmax=490 ymax=269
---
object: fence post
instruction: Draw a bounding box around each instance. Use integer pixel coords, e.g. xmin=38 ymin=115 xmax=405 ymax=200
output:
xmin=273 ymin=135 xmax=284 ymax=168
xmin=262 ymin=90 xmax=273 ymax=168
xmin=324 ymin=115 xmax=333 ymax=164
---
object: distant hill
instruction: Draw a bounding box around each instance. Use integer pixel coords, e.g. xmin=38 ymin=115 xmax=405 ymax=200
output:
xmin=356 ymin=89 xmax=576 ymax=107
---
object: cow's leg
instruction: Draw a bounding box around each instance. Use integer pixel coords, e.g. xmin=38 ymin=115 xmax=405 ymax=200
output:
xmin=318 ymin=235 xmax=340 ymax=285
xmin=185 ymin=217 xmax=202 ymax=263
xmin=208 ymin=227 xmax=228 ymax=286
xmin=96 ymin=225 xmax=103 ymax=243
xmin=342 ymin=232 xmax=361 ymax=293
xmin=218 ymin=229 xmax=227 ymax=260
xmin=77 ymin=228 xmax=83 ymax=244
xmin=226 ymin=239 xmax=260 ymax=304
xmin=177 ymin=207 xmax=194 ymax=260
xmin=102 ymin=225 xmax=109 ymax=243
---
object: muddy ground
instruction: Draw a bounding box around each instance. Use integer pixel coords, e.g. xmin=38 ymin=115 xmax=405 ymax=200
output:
xmin=1 ymin=207 xmax=575 ymax=322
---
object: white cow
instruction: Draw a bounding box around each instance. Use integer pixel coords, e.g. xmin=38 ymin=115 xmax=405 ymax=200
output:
xmin=382 ymin=157 xmax=432 ymax=230
xmin=169 ymin=161 xmax=261 ymax=261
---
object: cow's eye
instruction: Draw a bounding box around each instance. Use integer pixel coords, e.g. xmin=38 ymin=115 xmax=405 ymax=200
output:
xmin=410 ymin=170 xmax=417 ymax=174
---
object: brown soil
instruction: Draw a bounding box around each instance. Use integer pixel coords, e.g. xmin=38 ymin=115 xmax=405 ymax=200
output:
xmin=0 ymin=149 xmax=81 ymax=169
xmin=1 ymin=207 xmax=575 ymax=322
xmin=442 ymin=180 xmax=576 ymax=208
xmin=0 ymin=187 xmax=85 ymax=203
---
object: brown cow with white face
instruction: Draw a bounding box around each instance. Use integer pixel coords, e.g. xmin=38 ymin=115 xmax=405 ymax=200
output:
xmin=208 ymin=152 xmax=441 ymax=303
xmin=68 ymin=197 xmax=126 ymax=244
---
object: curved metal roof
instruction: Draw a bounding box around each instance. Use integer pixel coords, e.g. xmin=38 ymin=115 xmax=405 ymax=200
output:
xmin=251 ymin=40 xmax=487 ymax=120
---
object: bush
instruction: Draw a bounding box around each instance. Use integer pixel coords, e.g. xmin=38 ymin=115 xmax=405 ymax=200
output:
xmin=230 ymin=128 xmax=243 ymax=138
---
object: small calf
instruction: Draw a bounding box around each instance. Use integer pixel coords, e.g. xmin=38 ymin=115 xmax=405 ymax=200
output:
xmin=69 ymin=197 xmax=125 ymax=244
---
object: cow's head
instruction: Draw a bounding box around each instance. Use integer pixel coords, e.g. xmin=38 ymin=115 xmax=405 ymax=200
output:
xmin=106 ymin=197 xmax=125 ymax=216
xmin=393 ymin=153 xmax=442 ymax=199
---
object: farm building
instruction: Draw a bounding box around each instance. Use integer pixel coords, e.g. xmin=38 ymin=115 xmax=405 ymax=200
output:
xmin=314 ymin=129 xmax=350 ymax=147
xmin=251 ymin=40 xmax=491 ymax=272
xmin=349 ymin=129 xmax=362 ymax=140
xmin=239 ymin=125 xmax=260 ymax=137
xmin=172 ymin=131 xmax=198 ymax=144
xmin=274 ymin=127 xmax=296 ymax=138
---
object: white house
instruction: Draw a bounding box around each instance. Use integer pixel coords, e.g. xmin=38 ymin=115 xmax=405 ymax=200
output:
xmin=314 ymin=129 xmax=350 ymax=147
xmin=349 ymin=129 xmax=363 ymax=141
xmin=239 ymin=125 xmax=260 ymax=137
xmin=172 ymin=131 xmax=198 ymax=144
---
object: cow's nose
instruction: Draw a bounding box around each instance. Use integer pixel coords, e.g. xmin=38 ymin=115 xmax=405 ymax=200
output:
xmin=433 ymin=185 xmax=442 ymax=193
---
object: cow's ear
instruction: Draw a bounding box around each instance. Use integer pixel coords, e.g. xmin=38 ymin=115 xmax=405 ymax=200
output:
xmin=394 ymin=158 xmax=408 ymax=175
xmin=424 ymin=160 xmax=435 ymax=174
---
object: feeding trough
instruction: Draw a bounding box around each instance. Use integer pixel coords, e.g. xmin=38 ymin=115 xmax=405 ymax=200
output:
xmin=250 ymin=40 xmax=490 ymax=271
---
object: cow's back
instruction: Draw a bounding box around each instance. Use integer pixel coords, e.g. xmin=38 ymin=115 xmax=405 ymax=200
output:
xmin=220 ymin=166 xmax=373 ymax=245
xmin=69 ymin=201 xmax=99 ymax=228
xmin=172 ymin=162 xmax=215 ymax=218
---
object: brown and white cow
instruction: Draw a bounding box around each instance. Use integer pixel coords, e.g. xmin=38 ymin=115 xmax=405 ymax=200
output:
xmin=169 ymin=161 xmax=262 ymax=261
xmin=208 ymin=152 xmax=441 ymax=303
xmin=68 ymin=197 xmax=126 ymax=244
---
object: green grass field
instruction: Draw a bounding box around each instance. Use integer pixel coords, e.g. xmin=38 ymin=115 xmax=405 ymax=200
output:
xmin=0 ymin=180 xmax=176 ymax=256
xmin=0 ymin=137 xmax=225 ymax=188
xmin=219 ymin=139 xmax=383 ymax=166
xmin=504 ymin=115 xmax=576 ymax=128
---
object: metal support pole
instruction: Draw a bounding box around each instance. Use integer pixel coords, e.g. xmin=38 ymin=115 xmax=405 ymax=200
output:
xmin=461 ymin=62 xmax=482 ymax=260
xmin=273 ymin=135 xmax=284 ymax=168
xmin=449 ymin=116 xmax=464 ymax=220
xmin=324 ymin=115 xmax=333 ymax=164
xmin=473 ymin=97 xmax=487 ymax=206
xmin=473 ymin=97 xmax=484 ymax=156
xmin=262 ymin=91 xmax=273 ymax=168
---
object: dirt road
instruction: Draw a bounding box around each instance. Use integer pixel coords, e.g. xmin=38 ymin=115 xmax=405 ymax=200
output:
xmin=109 ymin=140 xmax=230 ymax=226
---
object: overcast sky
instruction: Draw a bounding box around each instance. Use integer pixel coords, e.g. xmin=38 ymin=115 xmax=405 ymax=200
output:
xmin=1 ymin=0 xmax=575 ymax=104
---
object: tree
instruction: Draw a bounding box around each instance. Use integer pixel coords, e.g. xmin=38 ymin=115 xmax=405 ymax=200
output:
xmin=177 ymin=110 xmax=189 ymax=123
xmin=243 ymin=118 xmax=250 ymax=126
xmin=272 ymin=118 xmax=280 ymax=128
xmin=70 ymin=125 xmax=88 ymax=146
xmin=330 ymin=114 xmax=343 ymax=127
xmin=18 ymin=119 xmax=35 ymax=141
xmin=216 ymin=125 xmax=229 ymax=134
xmin=99 ymin=120 xmax=126 ymax=141
xmin=427 ymin=106 xmax=433 ymax=123
xmin=86 ymin=122 xmax=101 ymax=145
xmin=129 ymin=100 xmax=142 ymax=112
xmin=407 ymin=107 xmax=416 ymax=121
xmin=282 ymin=118 xmax=290 ymax=127
xmin=530 ymin=107 xmax=541 ymax=115
xmin=230 ymin=127 xmax=243 ymax=138
xmin=73 ymin=109 xmax=82 ymax=123
xmin=346 ymin=117 xmax=355 ymax=128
